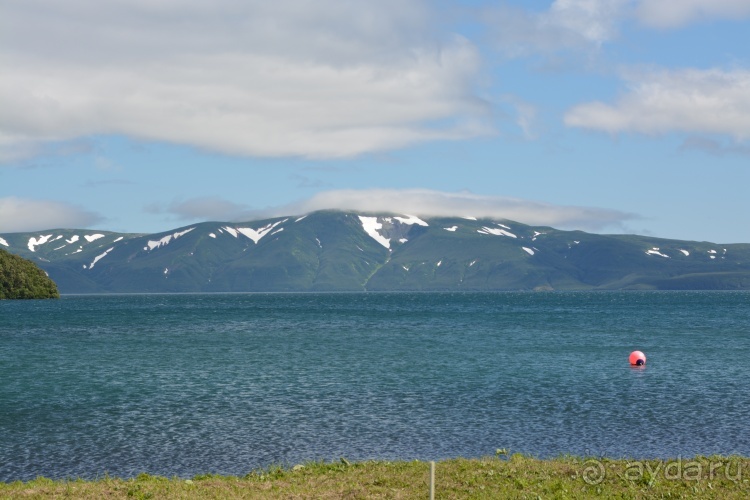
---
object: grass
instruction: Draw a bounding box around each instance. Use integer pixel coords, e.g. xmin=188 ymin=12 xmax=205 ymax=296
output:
xmin=2 ymin=454 xmax=749 ymax=499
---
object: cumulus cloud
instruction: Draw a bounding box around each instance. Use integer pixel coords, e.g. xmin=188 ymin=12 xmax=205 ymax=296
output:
xmin=486 ymin=0 xmax=628 ymax=56
xmin=564 ymin=68 xmax=750 ymax=140
xmin=635 ymin=0 xmax=750 ymax=28
xmin=543 ymin=0 xmax=628 ymax=45
xmin=0 ymin=197 xmax=104 ymax=232
xmin=0 ymin=0 xmax=492 ymax=163
xmin=267 ymin=188 xmax=638 ymax=232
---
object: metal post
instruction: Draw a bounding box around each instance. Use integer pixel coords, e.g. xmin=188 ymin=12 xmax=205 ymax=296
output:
xmin=429 ymin=461 xmax=435 ymax=500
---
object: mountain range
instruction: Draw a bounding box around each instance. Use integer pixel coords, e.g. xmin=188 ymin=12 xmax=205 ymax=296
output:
xmin=2 ymin=210 xmax=750 ymax=293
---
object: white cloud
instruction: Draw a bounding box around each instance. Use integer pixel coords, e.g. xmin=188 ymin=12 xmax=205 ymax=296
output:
xmin=0 ymin=197 xmax=103 ymax=232
xmin=268 ymin=188 xmax=638 ymax=232
xmin=546 ymin=0 xmax=628 ymax=44
xmin=564 ymin=68 xmax=750 ymax=139
xmin=635 ymin=0 xmax=750 ymax=28
xmin=0 ymin=0 xmax=492 ymax=162
xmin=486 ymin=0 xmax=628 ymax=56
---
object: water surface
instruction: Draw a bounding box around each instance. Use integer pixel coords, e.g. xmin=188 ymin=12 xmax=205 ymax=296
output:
xmin=1 ymin=291 xmax=749 ymax=481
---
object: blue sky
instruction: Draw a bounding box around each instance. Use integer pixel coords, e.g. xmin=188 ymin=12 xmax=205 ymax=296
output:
xmin=2 ymin=0 xmax=749 ymax=243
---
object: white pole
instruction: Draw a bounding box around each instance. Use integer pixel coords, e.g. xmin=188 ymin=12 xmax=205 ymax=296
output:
xmin=429 ymin=461 xmax=435 ymax=500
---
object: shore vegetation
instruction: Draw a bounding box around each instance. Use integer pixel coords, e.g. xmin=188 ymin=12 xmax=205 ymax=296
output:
xmin=2 ymin=455 xmax=749 ymax=499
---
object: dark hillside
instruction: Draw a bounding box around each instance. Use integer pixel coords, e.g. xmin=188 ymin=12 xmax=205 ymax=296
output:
xmin=0 ymin=249 xmax=60 ymax=299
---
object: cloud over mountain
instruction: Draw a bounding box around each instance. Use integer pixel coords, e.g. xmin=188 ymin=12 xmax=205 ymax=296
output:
xmin=0 ymin=197 xmax=103 ymax=233
xmin=281 ymin=189 xmax=637 ymax=231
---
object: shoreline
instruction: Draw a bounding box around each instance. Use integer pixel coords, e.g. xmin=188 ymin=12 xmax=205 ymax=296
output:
xmin=3 ymin=455 xmax=749 ymax=499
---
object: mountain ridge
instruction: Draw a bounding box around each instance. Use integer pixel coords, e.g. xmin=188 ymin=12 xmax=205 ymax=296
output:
xmin=2 ymin=210 xmax=750 ymax=293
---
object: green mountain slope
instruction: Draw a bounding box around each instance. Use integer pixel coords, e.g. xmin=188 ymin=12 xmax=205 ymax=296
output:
xmin=2 ymin=211 xmax=750 ymax=293
xmin=0 ymin=248 xmax=60 ymax=299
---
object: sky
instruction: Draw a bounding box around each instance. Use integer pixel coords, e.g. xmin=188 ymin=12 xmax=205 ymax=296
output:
xmin=1 ymin=0 xmax=749 ymax=243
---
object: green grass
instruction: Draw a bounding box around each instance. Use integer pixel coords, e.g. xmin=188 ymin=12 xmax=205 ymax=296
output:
xmin=2 ymin=455 xmax=749 ymax=499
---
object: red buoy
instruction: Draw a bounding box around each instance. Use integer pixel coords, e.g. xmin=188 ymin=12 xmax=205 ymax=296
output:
xmin=629 ymin=351 xmax=646 ymax=366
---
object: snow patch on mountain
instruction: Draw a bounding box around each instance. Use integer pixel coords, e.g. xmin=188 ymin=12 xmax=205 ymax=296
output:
xmin=0 ymin=237 xmax=8 ymax=247
xmin=477 ymin=227 xmax=517 ymax=238
xmin=27 ymin=233 xmax=116 ymax=252
xmin=209 ymin=233 xmax=217 ymax=239
xmin=522 ymin=247 xmax=535 ymax=255
xmin=236 ymin=219 xmax=286 ymax=244
xmin=679 ymin=249 xmax=690 ymax=256
xmin=87 ymin=247 xmax=114 ymax=269
xmin=145 ymin=228 xmax=195 ymax=251
xmin=463 ymin=216 xmax=477 ymax=221
xmin=646 ymin=248 xmax=669 ymax=258
xmin=444 ymin=226 xmax=458 ymax=232
xmin=113 ymin=237 xmax=124 ymax=243
xmin=295 ymin=215 xmax=307 ymax=222
xmin=394 ymin=215 xmax=428 ymax=226
xmin=28 ymin=234 xmax=53 ymax=252
xmin=358 ymin=216 xmax=390 ymax=248
xmin=146 ymin=235 xmax=174 ymax=251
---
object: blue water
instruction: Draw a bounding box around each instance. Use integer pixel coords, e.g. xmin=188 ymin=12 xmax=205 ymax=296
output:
xmin=1 ymin=291 xmax=749 ymax=481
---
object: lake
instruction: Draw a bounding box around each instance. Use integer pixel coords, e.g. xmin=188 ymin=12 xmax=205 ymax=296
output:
xmin=1 ymin=291 xmax=749 ymax=481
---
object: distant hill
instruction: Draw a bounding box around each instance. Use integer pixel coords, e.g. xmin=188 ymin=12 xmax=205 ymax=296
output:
xmin=0 ymin=248 xmax=60 ymax=299
xmin=2 ymin=210 xmax=750 ymax=293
